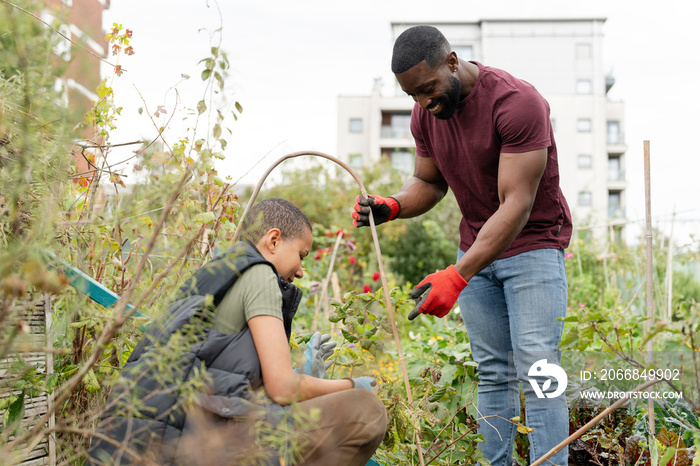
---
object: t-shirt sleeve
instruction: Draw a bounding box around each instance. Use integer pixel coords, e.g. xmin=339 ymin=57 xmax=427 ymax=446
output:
xmin=213 ymin=264 xmax=283 ymax=334
xmin=495 ymin=87 xmax=552 ymax=153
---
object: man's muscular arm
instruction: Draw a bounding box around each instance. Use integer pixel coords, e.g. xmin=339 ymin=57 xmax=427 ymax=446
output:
xmin=407 ymin=148 xmax=547 ymax=319
xmin=453 ymin=148 xmax=547 ymax=281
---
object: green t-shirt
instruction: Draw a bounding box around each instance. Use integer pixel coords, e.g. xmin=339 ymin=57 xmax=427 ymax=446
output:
xmin=213 ymin=264 xmax=283 ymax=334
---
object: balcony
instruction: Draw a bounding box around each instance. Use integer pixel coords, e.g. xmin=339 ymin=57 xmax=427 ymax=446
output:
xmin=380 ymin=125 xmax=412 ymax=140
xmin=608 ymin=169 xmax=625 ymax=182
xmin=608 ymin=206 xmax=626 ymax=219
xmin=607 ymin=133 xmax=625 ymax=145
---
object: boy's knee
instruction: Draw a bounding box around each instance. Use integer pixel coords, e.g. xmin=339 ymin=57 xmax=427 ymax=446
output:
xmin=352 ymin=390 xmax=388 ymax=440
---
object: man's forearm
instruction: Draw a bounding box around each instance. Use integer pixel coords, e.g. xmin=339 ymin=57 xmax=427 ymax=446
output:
xmin=392 ymin=175 xmax=448 ymax=218
xmin=454 ymin=200 xmax=531 ymax=281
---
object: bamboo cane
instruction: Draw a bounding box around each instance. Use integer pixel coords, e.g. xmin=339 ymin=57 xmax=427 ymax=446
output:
xmin=665 ymin=208 xmax=675 ymax=321
xmin=644 ymin=140 xmax=656 ymax=434
xmin=311 ymin=230 xmax=344 ymax=331
xmin=231 ymin=150 xmax=426 ymax=466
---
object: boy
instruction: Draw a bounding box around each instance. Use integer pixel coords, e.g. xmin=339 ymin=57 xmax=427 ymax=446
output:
xmin=89 ymin=198 xmax=387 ymax=465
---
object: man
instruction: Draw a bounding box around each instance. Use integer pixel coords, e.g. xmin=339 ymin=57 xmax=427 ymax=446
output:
xmin=352 ymin=26 xmax=571 ymax=465
xmin=90 ymin=198 xmax=387 ymax=465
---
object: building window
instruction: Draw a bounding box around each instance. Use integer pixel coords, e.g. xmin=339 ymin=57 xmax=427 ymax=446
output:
xmin=382 ymin=148 xmax=414 ymax=173
xmin=381 ymin=112 xmax=411 ymax=139
xmin=608 ymin=190 xmax=624 ymax=218
xmin=576 ymin=43 xmax=591 ymax=58
xmin=578 ymin=191 xmax=592 ymax=207
xmin=451 ymin=45 xmax=474 ymax=60
xmin=578 ymin=154 xmax=592 ymax=169
xmin=576 ymin=79 xmax=592 ymax=94
xmin=390 ymin=150 xmax=414 ymax=173
xmin=608 ymin=155 xmax=624 ymax=181
xmin=349 ymin=118 xmax=363 ymax=133
xmin=41 ymin=12 xmax=71 ymax=60
xmin=53 ymin=78 xmax=69 ymax=107
xmin=348 ymin=153 xmax=363 ymax=169
xmin=577 ymin=118 xmax=592 ymax=133
xmin=607 ymin=120 xmax=622 ymax=144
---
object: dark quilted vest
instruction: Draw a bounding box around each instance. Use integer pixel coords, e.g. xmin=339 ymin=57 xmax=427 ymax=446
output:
xmin=88 ymin=242 xmax=301 ymax=464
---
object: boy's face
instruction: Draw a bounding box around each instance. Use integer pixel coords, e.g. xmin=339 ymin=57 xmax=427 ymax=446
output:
xmin=262 ymin=227 xmax=313 ymax=284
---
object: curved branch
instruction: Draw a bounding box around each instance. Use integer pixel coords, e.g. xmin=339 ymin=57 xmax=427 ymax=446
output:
xmin=230 ymin=150 xmax=426 ymax=466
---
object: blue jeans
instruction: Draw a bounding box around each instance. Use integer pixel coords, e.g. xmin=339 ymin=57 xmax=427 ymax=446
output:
xmin=457 ymin=248 xmax=569 ymax=466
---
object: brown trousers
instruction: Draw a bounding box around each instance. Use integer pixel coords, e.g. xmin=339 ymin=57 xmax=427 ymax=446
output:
xmin=289 ymin=389 xmax=387 ymax=465
xmin=176 ymin=389 xmax=387 ymax=466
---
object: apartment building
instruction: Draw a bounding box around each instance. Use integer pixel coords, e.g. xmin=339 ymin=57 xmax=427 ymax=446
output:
xmin=337 ymin=18 xmax=628 ymax=238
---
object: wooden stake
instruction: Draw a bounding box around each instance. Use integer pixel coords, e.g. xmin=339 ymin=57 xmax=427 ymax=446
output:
xmin=330 ymin=272 xmax=341 ymax=335
xmin=312 ymin=231 xmax=345 ymax=331
xmin=665 ymin=208 xmax=675 ymax=321
xmin=644 ymin=140 xmax=656 ymax=434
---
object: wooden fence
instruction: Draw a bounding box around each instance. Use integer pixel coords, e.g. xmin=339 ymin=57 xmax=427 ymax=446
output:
xmin=0 ymin=296 xmax=55 ymax=465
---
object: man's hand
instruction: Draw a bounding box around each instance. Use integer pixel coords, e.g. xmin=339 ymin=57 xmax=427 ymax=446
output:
xmin=352 ymin=195 xmax=401 ymax=228
xmin=302 ymin=332 xmax=337 ymax=379
xmin=408 ymin=265 xmax=468 ymax=320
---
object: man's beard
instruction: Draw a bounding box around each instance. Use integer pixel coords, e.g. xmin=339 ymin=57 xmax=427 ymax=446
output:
xmin=434 ymin=75 xmax=462 ymax=120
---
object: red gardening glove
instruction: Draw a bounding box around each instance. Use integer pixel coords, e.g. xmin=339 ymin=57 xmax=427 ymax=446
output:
xmin=352 ymin=195 xmax=401 ymax=228
xmin=408 ymin=265 xmax=468 ymax=320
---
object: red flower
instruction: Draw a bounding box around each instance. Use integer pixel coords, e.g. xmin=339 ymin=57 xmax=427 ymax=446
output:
xmin=363 ymin=285 xmax=371 ymax=293
xmin=336 ymin=229 xmax=345 ymax=238
xmin=372 ymin=272 xmax=380 ymax=281
xmin=348 ymin=256 xmax=356 ymax=265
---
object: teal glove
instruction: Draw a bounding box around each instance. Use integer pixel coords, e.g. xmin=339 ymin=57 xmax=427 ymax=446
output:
xmin=302 ymin=332 xmax=337 ymax=379
xmin=351 ymin=376 xmax=377 ymax=391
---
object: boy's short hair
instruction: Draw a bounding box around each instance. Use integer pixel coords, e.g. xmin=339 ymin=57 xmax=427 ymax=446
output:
xmin=391 ymin=25 xmax=451 ymax=74
xmin=239 ymin=198 xmax=311 ymax=243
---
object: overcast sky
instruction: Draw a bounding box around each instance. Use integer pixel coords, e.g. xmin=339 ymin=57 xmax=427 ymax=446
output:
xmin=102 ymin=0 xmax=700 ymax=245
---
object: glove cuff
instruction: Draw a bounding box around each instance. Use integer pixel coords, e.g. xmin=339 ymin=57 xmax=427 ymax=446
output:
xmin=386 ymin=196 xmax=401 ymax=220
xmin=446 ymin=265 xmax=469 ymax=289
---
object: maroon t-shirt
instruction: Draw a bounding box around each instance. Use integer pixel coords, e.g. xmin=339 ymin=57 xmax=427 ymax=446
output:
xmin=411 ymin=61 xmax=572 ymax=258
